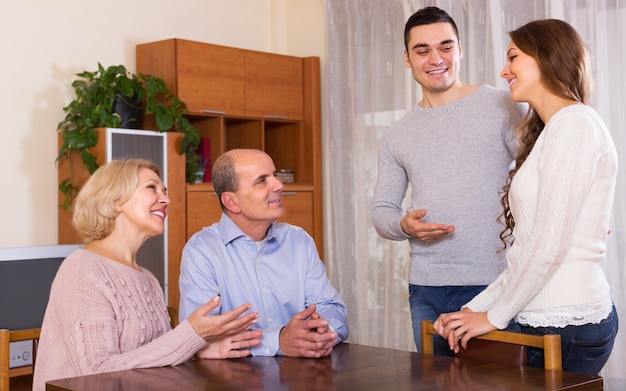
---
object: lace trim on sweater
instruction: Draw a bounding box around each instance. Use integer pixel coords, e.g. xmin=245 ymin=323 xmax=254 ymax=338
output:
xmin=515 ymin=299 xmax=612 ymax=328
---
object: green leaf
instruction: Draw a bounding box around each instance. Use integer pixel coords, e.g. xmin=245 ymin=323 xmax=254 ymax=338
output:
xmin=155 ymin=111 xmax=174 ymax=131
xmin=58 ymin=62 xmax=203 ymax=203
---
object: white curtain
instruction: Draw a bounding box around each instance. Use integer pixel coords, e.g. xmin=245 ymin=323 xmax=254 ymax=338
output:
xmin=323 ymin=0 xmax=626 ymax=385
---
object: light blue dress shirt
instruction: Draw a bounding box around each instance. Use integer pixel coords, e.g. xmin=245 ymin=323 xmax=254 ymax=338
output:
xmin=179 ymin=214 xmax=349 ymax=356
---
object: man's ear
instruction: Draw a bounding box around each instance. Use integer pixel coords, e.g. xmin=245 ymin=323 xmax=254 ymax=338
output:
xmin=404 ymin=50 xmax=411 ymax=69
xmin=221 ymin=192 xmax=241 ymax=214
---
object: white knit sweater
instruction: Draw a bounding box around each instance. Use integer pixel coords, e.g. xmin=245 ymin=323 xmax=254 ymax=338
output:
xmin=465 ymin=104 xmax=618 ymax=329
xmin=33 ymin=250 xmax=206 ymax=391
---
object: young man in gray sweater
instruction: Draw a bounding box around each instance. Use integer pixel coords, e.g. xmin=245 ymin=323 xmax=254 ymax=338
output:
xmin=370 ymin=6 xmax=526 ymax=354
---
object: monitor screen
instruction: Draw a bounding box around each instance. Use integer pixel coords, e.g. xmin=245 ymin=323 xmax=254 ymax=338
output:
xmin=0 ymin=244 xmax=82 ymax=330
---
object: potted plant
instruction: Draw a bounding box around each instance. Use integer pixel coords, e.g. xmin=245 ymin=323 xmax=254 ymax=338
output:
xmin=188 ymin=150 xmax=212 ymax=184
xmin=57 ymin=63 xmax=201 ymax=209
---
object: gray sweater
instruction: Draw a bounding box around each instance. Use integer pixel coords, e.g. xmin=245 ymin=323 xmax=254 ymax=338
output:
xmin=371 ymin=85 xmax=526 ymax=286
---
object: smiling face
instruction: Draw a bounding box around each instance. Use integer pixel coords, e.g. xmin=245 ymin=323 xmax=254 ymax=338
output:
xmin=500 ymin=41 xmax=543 ymax=104
xmin=404 ymin=22 xmax=463 ymax=95
xmin=118 ymin=167 xmax=170 ymax=237
xmin=221 ymin=149 xmax=285 ymax=240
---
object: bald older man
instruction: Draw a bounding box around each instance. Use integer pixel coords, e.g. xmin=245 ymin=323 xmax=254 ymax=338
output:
xmin=179 ymin=149 xmax=348 ymax=358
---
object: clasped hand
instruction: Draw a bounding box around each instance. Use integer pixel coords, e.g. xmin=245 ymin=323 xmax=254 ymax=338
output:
xmin=433 ymin=309 xmax=495 ymax=353
xmin=279 ymin=304 xmax=338 ymax=358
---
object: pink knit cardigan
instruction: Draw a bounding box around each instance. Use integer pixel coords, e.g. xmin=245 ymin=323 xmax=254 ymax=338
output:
xmin=33 ymin=250 xmax=206 ymax=391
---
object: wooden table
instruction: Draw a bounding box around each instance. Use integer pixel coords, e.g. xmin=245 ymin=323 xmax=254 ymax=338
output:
xmin=46 ymin=343 xmax=603 ymax=391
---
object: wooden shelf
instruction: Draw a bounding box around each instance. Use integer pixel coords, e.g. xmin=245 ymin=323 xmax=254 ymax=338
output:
xmin=137 ymin=39 xmax=322 ymax=307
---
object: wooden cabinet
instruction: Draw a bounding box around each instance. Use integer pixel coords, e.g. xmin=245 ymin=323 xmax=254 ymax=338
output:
xmin=136 ymin=39 xmax=304 ymax=120
xmin=137 ymin=39 xmax=323 ymax=307
xmin=136 ymin=39 xmax=245 ymax=116
xmin=244 ymin=51 xmax=304 ymax=119
xmin=279 ymin=190 xmax=314 ymax=235
xmin=186 ymin=187 xmax=221 ymax=238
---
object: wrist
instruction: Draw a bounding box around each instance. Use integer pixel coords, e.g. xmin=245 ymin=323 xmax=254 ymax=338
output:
xmin=400 ymin=221 xmax=412 ymax=237
xmin=278 ymin=326 xmax=285 ymax=351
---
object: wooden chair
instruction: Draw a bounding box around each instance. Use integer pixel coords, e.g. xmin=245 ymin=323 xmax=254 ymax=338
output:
xmin=420 ymin=320 xmax=562 ymax=370
xmin=0 ymin=328 xmax=41 ymax=391
xmin=167 ymin=306 xmax=179 ymax=328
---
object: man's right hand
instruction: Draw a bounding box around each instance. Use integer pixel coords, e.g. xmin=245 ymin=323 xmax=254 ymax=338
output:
xmin=279 ymin=305 xmax=338 ymax=358
xmin=400 ymin=209 xmax=455 ymax=242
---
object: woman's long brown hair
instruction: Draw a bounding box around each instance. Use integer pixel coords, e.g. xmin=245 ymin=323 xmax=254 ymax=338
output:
xmin=499 ymin=19 xmax=590 ymax=249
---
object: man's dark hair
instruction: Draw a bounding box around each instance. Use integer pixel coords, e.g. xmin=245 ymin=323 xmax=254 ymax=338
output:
xmin=212 ymin=153 xmax=239 ymax=211
xmin=404 ymin=7 xmax=460 ymax=50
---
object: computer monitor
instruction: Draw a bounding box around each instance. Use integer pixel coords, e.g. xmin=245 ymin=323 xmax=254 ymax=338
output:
xmin=0 ymin=244 xmax=82 ymax=368
xmin=0 ymin=244 xmax=82 ymax=330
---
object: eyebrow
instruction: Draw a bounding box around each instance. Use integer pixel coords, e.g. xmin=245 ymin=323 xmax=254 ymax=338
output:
xmin=144 ymin=177 xmax=167 ymax=193
xmin=255 ymin=173 xmax=269 ymax=183
xmin=411 ymin=39 xmax=456 ymax=51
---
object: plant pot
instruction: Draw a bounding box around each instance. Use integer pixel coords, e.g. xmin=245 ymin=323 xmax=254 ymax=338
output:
xmin=193 ymin=169 xmax=205 ymax=184
xmin=113 ymin=93 xmax=143 ymax=129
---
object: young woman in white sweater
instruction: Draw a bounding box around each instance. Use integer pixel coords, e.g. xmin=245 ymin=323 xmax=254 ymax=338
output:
xmin=434 ymin=19 xmax=618 ymax=375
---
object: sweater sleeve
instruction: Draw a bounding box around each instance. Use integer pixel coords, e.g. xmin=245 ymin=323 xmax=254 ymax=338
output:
xmin=60 ymin=257 xmax=207 ymax=374
xmin=465 ymin=108 xmax=607 ymax=328
xmin=371 ymin=130 xmax=412 ymax=240
xmin=66 ymin=318 xmax=206 ymax=373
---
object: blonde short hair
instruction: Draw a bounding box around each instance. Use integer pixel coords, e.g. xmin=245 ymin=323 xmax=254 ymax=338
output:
xmin=72 ymin=159 xmax=161 ymax=242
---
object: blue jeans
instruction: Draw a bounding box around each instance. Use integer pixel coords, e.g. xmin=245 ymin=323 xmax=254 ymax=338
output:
xmin=409 ymin=284 xmax=489 ymax=355
xmin=521 ymin=304 xmax=618 ymax=375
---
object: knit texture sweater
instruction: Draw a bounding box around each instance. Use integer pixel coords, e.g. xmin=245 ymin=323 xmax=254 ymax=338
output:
xmin=465 ymin=104 xmax=617 ymax=329
xmin=33 ymin=250 xmax=206 ymax=391
xmin=371 ymin=85 xmax=527 ymax=286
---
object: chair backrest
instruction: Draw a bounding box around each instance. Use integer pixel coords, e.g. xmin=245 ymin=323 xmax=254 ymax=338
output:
xmin=420 ymin=320 xmax=562 ymax=371
xmin=167 ymin=306 xmax=179 ymax=329
xmin=0 ymin=328 xmax=41 ymax=391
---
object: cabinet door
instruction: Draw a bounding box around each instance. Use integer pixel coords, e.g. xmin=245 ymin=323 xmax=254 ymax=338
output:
xmin=186 ymin=191 xmax=222 ymax=239
xmin=279 ymin=191 xmax=314 ymax=239
xmin=176 ymin=40 xmax=246 ymax=116
xmin=245 ymin=51 xmax=304 ymax=120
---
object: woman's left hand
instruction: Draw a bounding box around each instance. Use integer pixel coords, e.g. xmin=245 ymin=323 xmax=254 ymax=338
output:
xmin=434 ymin=309 xmax=496 ymax=353
xmin=196 ymin=329 xmax=263 ymax=359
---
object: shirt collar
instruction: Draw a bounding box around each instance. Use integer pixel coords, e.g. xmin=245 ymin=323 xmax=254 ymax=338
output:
xmin=218 ymin=213 xmax=279 ymax=245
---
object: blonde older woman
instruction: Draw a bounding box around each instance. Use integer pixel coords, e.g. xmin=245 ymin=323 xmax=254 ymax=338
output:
xmin=34 ymin=159 xmax=261 ymax=391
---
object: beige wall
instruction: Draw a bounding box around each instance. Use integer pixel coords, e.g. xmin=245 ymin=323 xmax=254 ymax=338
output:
xmin=0 ymin=0 xmax=325 ymax=247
